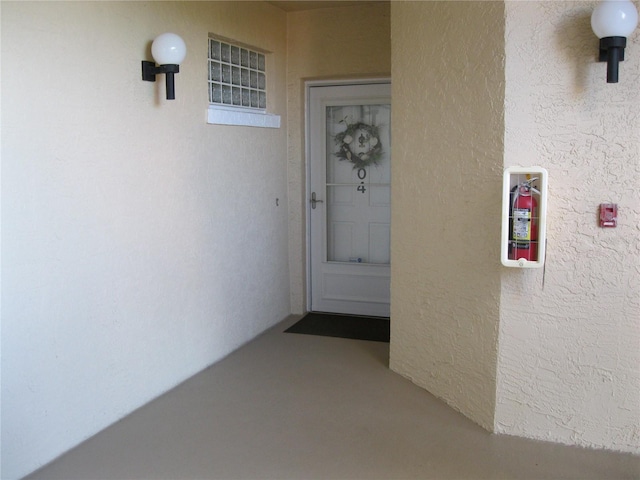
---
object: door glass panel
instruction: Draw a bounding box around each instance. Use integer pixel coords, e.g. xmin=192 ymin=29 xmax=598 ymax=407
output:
xmin=325 ymin=103 xmax=391 ymax=264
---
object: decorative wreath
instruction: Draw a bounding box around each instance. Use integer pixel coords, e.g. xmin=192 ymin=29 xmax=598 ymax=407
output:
xmin=334 ymin=120 xmax=383 ymax=169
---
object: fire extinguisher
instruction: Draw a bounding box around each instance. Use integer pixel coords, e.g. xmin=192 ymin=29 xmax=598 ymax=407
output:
xmin=509 ymin=178 xmax=539 ymax=261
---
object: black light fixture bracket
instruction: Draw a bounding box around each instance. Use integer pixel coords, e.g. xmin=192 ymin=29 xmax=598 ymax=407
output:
xmin=598 ymin=36 xmax=626 ymax=83
xmin=141 ymin=61 xmax=180 ymax=99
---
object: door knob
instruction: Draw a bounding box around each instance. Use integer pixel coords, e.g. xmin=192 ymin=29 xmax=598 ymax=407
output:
xmin=311 ymin=192 xmax=324 ymax=209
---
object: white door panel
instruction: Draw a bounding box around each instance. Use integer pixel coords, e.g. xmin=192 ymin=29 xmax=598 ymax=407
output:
xmin=308 ymin=82 xmax=391 ymax=317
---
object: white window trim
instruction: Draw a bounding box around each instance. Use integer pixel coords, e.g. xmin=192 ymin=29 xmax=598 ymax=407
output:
xmin=207 ymin=104 xmax=281 ymax=128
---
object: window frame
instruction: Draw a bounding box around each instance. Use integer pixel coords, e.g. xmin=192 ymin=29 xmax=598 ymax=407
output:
xmin=206 ymin=35 xmax=280 ymax=128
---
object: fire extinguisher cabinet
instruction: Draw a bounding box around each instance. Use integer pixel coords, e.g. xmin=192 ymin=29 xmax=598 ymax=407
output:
xmin=501 ymin=166 xmax=548 ymax=268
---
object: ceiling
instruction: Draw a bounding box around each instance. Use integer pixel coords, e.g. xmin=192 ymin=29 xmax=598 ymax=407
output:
xmin=267 ymin=1 xmax=386 ymax=12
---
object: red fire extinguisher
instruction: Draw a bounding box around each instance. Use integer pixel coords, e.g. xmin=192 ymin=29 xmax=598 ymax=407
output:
xmin=509 ymin=179 xmax=539 ymax=261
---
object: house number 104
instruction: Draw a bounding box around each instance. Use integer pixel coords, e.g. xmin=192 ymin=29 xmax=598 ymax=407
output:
xmin=357 ymin=168 xmax=366 ymax=193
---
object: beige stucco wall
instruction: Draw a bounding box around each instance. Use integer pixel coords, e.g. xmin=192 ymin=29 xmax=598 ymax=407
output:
xmin=286 ymin=2 xmax=391 ymax=314
xmin=497 ymin=1 xmax=640 ymax=454
xmin=390 ymin=0 xmax=639 ymax=454
xmin=4 ymin=4 xmax=638 ymax=479
xmin=389 ymin=1 xmax=505 ymax=431
xmin=2 ymin=2 xmax=289 ymax=478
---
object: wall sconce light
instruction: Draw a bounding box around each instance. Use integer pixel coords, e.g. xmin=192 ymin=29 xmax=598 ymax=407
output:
xmin=591 ymin=0 xmax=638 ymax=83
xmin=141 ymin=33 xmax=187 ymax=100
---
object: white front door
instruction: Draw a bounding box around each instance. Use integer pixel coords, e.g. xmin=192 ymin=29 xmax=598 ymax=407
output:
xmin=308 ymin=82 xmax=391 ymax=317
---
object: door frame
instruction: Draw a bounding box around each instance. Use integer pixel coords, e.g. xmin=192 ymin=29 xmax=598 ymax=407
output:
xmin=304 ymin=78 xmax=392 ymax=313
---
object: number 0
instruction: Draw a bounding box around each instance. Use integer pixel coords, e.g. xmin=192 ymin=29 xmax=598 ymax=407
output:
xmin=357 ymin=168 xmax=367 ymax=180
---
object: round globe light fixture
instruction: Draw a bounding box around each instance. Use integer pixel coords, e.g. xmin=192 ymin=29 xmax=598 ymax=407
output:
xmin=591 ymin=0 xmax=638 ymax=83
xmin=151 ymin=33 xmax=187 ymax=66
xmin=142 ymin=33 xmax=187 ymax=100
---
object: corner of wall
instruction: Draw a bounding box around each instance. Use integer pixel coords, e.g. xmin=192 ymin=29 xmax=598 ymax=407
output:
xmin=389 ymin=0 xmax=505 ymax=432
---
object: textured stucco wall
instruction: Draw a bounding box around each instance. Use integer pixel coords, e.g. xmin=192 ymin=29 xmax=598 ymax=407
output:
xmin=286 ymin=3 xmax=391 ymax=314
xmin=389 ymin=1 xmax=505 ymax=431
xmin=497 ymin=1 xmax=640 ymax=454
xmin=1 ymin=2 xmax=289 ymax=478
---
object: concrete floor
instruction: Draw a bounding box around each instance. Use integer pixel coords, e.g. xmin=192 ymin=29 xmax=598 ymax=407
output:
xmin=27 ymin=316 xmax=640 ymax=480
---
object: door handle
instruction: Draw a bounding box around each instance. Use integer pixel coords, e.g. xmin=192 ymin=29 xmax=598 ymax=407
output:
xmin=310 ymin=192 xmax=324 ymax=209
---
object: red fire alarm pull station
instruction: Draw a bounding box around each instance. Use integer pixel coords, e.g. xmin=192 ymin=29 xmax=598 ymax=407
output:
xmin=599 ymin=203 xmax=617 ymax=228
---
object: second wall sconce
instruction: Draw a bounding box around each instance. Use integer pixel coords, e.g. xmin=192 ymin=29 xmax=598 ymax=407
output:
xmin=142 ymin=33 xmax=187 ymax=99
xmin=591 ymin=0 xmax=638 ymax=83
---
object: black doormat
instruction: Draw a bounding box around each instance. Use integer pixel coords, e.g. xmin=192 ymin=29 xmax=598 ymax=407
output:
xmin=285 ymin=312 xmax=390 ymax=343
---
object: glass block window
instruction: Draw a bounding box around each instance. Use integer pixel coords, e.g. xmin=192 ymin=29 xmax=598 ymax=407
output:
xmin=208 ymin=38 xmax=266 ymax=110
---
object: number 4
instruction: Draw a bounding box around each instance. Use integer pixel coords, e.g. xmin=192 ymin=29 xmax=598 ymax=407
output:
xmin=357 ymin=184 xmax=366 ymax=194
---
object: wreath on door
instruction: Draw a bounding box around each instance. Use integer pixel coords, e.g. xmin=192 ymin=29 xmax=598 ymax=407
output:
xmin=334 ymin=119 xmax=383 ymax=169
